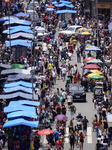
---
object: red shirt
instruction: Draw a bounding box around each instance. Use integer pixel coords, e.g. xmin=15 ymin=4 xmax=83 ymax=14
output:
xmin=46 ymin=37 xmax=50 ymax=43
xmin=56 ymin=140 xmax=63 ymax=149
xmin=68 ymin=45 xmax=73 ymax=51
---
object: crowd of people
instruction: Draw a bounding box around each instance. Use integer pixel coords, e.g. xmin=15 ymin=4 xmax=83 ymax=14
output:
xmin=0 ymin=0 xmax=112 ymax=149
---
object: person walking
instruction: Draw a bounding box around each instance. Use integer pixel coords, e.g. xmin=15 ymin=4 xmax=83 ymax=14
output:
xmin=70 ymin=103 xmax=76 ymax=120
xmin=82 ymin=116 xmax=89 ymax=136
xmin=69 ymin=132 xmax=75 ymax=150
xmin=79 ymin=132 xmax=85 ymax=150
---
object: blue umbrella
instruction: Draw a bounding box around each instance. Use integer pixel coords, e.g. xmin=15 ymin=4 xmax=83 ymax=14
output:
xmin=46 ymin=8 xmax=55 ymax=11
xmin=14 ymin=12 xmax=29 ymax=17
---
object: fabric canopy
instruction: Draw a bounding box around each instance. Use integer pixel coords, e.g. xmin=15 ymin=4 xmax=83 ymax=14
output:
xmin=14 ymin=12 xmax=29 ymax=17
xmin=4 ymin=86 xmax=32 ymax=94
xmin=83 ymin=64 xmax=101 ymax=69
xmin=4 ymin=105 xmax=35 ymax=113
xmin=54 ymin=3 xmax=74 ymax=8
xmin=3 ymin=20 xmax=31 ymax=26
xmin=1 ymin=69 xmax=30 ymax=75
xmin=85 ymin=46 xmax=102 ymax=51
xmin=8 ymin=32 xmax=34 ymax=40
xmin=11 ymin=64 xmax=25 ymax=69
xmin=46 ymin=8 xmax=55 ymax=11
xmin=86 ymin=59 xmax=103 ymax=64
xmin=0 ymin=92 xmax=38 ymax=100
xmin=3 ymin=28 xmax=33 ymax=34
xmin=6 ymin=39 xmax=32 ymax=47
xmin=4 ymin=80 xmax=36 ymax=88
xmin=7 ymin=110 xmax=38 ymax=119
xmin=3 ymin=118 xmax=39 ymax=128
xmin=57 ymin=10 xmax=76 ymax=14
xmin=7 ymin=74 xmax=29 ymax=81
xmin=0 ymin=64 xmax=11 ymax=69
xmin=9 ymin=100 xmax=40 ymax=107
xmin=8 ymin=25 xmax=30 ymax=30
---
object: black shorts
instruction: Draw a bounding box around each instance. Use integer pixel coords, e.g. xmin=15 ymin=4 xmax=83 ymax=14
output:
xmin=68 ymin=102 xmax=72 ymax=105
xmin=70 ymin=142 xmax=75 ymax=146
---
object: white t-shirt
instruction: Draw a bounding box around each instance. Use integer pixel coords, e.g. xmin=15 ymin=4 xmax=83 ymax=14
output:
xmin=67 ymin=95 xmax=72 ymax=102
xmin=62 ymin=91 xmax=66 ymax=99
xmin=62 ymin=68 xmax=66 ymax=75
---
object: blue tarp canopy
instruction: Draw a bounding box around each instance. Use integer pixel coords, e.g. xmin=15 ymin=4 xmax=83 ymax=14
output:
xmin=54 ymin=3 xmax=74 ymax=8
xmin=4 ymin=81 xmax=36 ymax=88
xmin=52 ymin=0 xmax=71 ymax=4
xmin=8 ymin=32 xmax=34 ymax=40
xmin=85 ymin=46 xmax=102 ymax=51
xmin=0 ymin=16 xmax=19 ymax=22
xmin=9 ymin=100 xmax=40 ymax=107
xmin=3 ymin=20 xmax=31 ymax=26
xmin=57 ymin=10 xmax=76 ymax=14
xmin=4 ymin=105 xmax=36 ymax=113
xmin=6 ymin=39 xmax=32 ymax=47
xmin=14 ymin=12 xmax=29 ymax=17
xmin=1 ymin=69 xmax=30 ymax=75
xmin=4 ymin=86 xmax=32 ymax=94
xmin=7 ymin=25 xmax=30 ymax=30
xmin=7 ymin=110 xmax=38 ymax=119
xmin=3 ymin=28 xmax=33 ymax=34
xmin=7 ymin=74 xmax=29 ymax=81
xmin=3 ymin=118 xmax=39 ymax=128
xmin=0 ymin=92 xmax=38 ymax=100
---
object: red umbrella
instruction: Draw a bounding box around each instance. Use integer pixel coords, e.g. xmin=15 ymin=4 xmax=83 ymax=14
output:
xmin=36 ymin=129 xmax=54 ymax=135
xmin=47 ymin=5 xmax=55 ymax=8
xmin=83 ymin=57 xmax=95 ymax=63
xmin=83 ymin=64 xmax=100 ymax=69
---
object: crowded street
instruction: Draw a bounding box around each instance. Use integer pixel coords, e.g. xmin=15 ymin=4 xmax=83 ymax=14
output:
xmin=0 ymin=0 xmax=112 ymax=150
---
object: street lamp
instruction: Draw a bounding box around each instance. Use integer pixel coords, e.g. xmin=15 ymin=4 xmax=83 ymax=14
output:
xmin=108 ymin=22 xmax=112 ymax=103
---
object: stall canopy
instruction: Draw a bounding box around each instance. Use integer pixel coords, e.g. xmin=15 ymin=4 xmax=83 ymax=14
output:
xmin=14 ymin=12 xmax=29 ymax=17
xmin=11 ymin=64 xmax=25 ymax=69
xmin=4 ymin=105 xmax=36 ymax=113
xmin=7 ymin=110 xmax=38 ymax=119
xmin=9 ymin=100 xmax=40 ymax=107
xmin=8 ymin=32 xmax=34 ymax=40
xmin=0 ymin=16 xmax=19 ymax=22
xmin=0 ymin=92 xmax=38 ymax=100
xmin=54 ymin=3 xmax=74 ymax=8
xmin=4 ymin=80 xmax=36 ymax=88
xmin=4 ymin=86 xmax=32 ymax=94
xmin=56 ymin=10 xmax=76 ymax=14
xmin=3 ymin=28 xmax=33 ymax=34
xmin=3 ymin=20 xmax=31 ymax=26
xmin=0 ymin=64 xmax=11 ymax=69
xmin=6 ymin=39 xmax=32 ymax=47
xmin=52 ymin=0 xmax=71 ymax=4
xmin=7 ymin=74 xmax=29 ymax=81
xmin=3 ymin=118 xmax=39 ymax=128
xmin=1 ymin=69 xmax=30 ymax=75
xmin=7 ymin=25 xmax=30 ymax=30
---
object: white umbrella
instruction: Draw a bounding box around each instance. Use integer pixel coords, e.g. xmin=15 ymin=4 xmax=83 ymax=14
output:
xmin=86 ymin=59 xmax=103 ymax=64
xmin=85 ymin=46 xmax=102 ymax=51
xmin=36 ymin=26 xmax=45 ymax=31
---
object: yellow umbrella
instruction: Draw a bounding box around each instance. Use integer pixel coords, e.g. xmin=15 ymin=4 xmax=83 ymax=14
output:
xmin=85 ymin=44 xmax=91 ymax=49
xmin=78 ymin=27 xmax=88 ymax=32
xmin=80 ymin=31 xmax=91 ymax=35
xmin=88 ymin=73 xmax=99 ymax=78
xmin=90 ymin=70 xmax=103 ymax=75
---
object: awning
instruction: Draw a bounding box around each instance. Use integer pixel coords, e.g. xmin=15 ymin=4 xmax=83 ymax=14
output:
xmin=4 ymin=105 xmax=36 ymax=113
xmin=54 ymin=3 xmax=74 ymax=8
xmin=0 ymin=92 xmax=38 ymax=100
xmin=7 ymin=74 xmax=29 ymax=81
xmin=56 ymin=10 xmax=76 ymax=14
xmin=7 ymin=110 xmax=38 ymax=119
xmin=3 ymin=20 xmax=31 ymax=26
xmin=4 ymin=86 xmax=32 ymax=94
xmin=4 ymin=81 xmax=36 ymax=88
xmin=3 ymin=28 xmax=33 ymax=34
xmin=14 ymin=12 xmax=29 ymax=17
xmin=6 ymin=39 xmax=32 ymax=47
xmin=1 ymin=69 xmax=30 ymax=75
xmin=8 ymin=32 xmax=34 ymax=40
xmin=0 ymin=64 xmax=11 ymax=69
xmin=3 ymin=118 xmax=39 ymax=128
xmin=9 ymin=100 xmax=40 ymax=107
xmin=11 ymin=64 xmax=25 ymax=69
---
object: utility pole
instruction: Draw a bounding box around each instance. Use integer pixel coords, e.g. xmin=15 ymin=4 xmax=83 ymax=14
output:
xmin=96 ymin=0 xmax=99 ymax=47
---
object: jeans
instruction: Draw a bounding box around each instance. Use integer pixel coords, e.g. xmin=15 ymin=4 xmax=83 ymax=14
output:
xmin=70 ymin=111 xmax=75 ymax=120
xmin=95 ymin=126 xmax=99 ymax=137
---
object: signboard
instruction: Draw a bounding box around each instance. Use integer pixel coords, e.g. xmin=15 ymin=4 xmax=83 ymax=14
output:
xmin=96 ymin=3 xmax=111 ymax=9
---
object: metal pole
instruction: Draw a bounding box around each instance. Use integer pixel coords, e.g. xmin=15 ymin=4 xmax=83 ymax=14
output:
xmin=111 ymin=30 xmax=112 ymax=102
xmin=96 ymin=1 xmax=99 ymax=47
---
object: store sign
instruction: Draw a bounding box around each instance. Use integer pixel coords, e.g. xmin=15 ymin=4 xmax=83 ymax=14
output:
xmin=96 ymin=3 xmax=111 ymax=9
